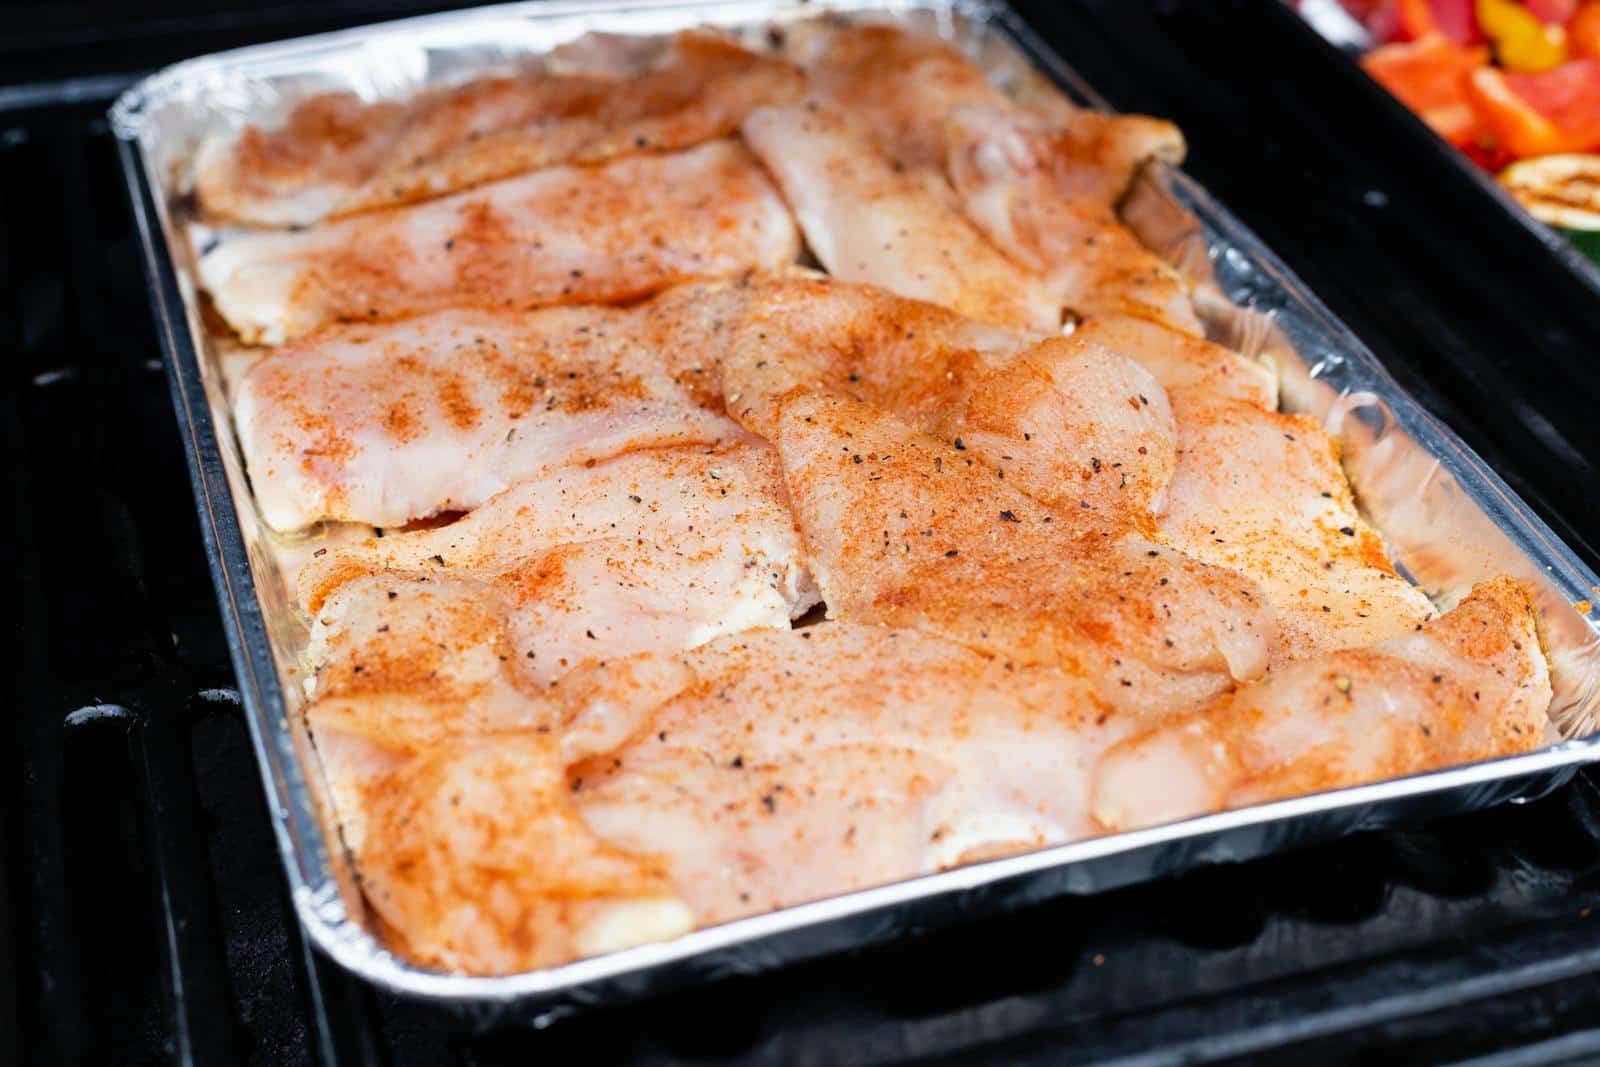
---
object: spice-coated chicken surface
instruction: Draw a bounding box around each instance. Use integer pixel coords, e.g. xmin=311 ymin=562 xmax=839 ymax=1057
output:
xmin=195 ymin=19 xmax=1553 ymax=976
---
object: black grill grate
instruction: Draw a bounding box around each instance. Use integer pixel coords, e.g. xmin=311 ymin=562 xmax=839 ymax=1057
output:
xmin=6 ymin=2 xmax=1600 ymax=1064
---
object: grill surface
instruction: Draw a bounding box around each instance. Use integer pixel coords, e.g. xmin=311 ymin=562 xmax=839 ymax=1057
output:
xmin=6 ymin=2 xmax=1600 ymax=1063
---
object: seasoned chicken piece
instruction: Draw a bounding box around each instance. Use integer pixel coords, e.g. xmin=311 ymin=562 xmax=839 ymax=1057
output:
xmin=332 ymin=621 xmax=1108 ymax=971
xmin=303 ymin=440 xmax=817 ymax=855
xmin=944 ymin=104 xmax=1201 ymax=335
xmin=235 ymin=285 xmax=752 ymax=530
xmin=756 ymin=389 xmax=1272 ymax=717
xmin=300 ymin=442 xmax=820 ymax=685
xmin=1064 ymin=310 xmax=1424 ymax=660
xmin=787 ymin=23 xmax=1198 ymax=334
xmin=304 ymin=574 xmax=712 ymax=852
xmin=1057 ymin=292 xmax=1426 ymax=659
xmin=741 ymin=104 xmax=1060 ymax=332
xmin=359 ymin=733 xmax=694 ymax=975
xmin=304 ymin=574 xmax=543 ymax=854
xmin=950 ymin=101 xmax=1185 ymax=221
xmin=1158 ymin=393 xmax=1436 ymax=663
xmin=721 ymin=276 xmax=1176 ymax=520
xmin=1072 ymin=316 xmax=1277 ymax=410
xmin=197 ymin=139 xmax=798 ymax=344
xmin=1092 ymin=577 xmax=1552 ymax=830
xmin=195 ymin=31 xmax=803 ymax=226
xmin=192 ymin=75 xmax=609 ymax=229
xmin=573 ymin=623 xmax=1127 ymax=924
xmin=796 ymin=23 xmax=1184 ymax=204
xmin=785 ymin=22 xmax=1009 ymax=171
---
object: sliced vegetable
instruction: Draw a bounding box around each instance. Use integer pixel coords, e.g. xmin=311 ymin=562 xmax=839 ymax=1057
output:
xmin=1499 ymin=153 xmax=1600 ymax=261
xmin=1478 ymin=0 xmax=1569 ymax=71
xmin=1499 ymin=152 xmax=1600 ymax=220
xmin=1363 ymin=34 xmax=1491 ymax=144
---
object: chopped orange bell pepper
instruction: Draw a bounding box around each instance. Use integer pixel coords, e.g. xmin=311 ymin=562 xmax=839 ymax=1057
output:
xmin=1465 ymin=59 xmax=1600 ymax=154
xmin=1363 ymin=34 xmax=1491 ymax=144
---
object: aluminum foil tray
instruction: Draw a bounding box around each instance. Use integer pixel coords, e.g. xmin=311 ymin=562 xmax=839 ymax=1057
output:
xmin=109 ymin=0 xmax=1600 ymax=1029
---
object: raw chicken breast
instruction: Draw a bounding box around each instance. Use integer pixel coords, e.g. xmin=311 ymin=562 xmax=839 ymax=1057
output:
xmin=573 ymin=623 xmax=1127 ymax=924
xmin=1158 ymin=393 xmax=1437 ymax=662
xmin=1072 ymin=316 xmax=1277 ymax=410
xmin=195 ymin=30 xmax=803 ymax=226
xmin=719 ymin=276 xmax=1176 ymax=521
xmin=234 ymin=284 xmax=750 ymax=530
xmin=304 ymin=574 xmax=544 ymax=855
xmin=784 ymin=22 xmax=1009 ymax=170
xmin=741 ymin=104 xmax=1060 ymax=332
xmin=359 ymin=733 xmax=694 ymax=975
xmin=300 ymin=441 xmax=819 ymax=687
xmin=1067 ymin=306 xmax=1429 ymax=661
xmin=944 ymin=104 xmax=1201 ymax=335
xmin=787 ymin=23 xmax=1196 ymax=333
xmin=1092 ymin=577 xmax=1551 ymax=830
xmin=328 ymin=620 xmax=1119 ymax=973
xmin=756 ymin=388 xmax=1273 ymax=717
xmin=198 ymin=139 xmax=798 ymax=343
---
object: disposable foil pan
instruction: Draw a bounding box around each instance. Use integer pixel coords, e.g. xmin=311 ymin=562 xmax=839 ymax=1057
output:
xmin=110 ymin=0 xmax=1600 ymax=1029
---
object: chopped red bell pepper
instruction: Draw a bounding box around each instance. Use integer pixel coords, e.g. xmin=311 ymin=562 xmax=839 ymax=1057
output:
xmin=1434 ymin=0 xmax=1489 ymax=41
xmin=1507 ymin=57 xmax=1600 ymax=133
xmin=1522 ymin=0 xmax=1578 ymax=23
xmin=1465 ymin=59 xmax=1600 ymax=153
xmin=1363 ymin=34 xmax=1491 ymax=144
xmin=1393 ymin=0 xmax=1486 ymax=42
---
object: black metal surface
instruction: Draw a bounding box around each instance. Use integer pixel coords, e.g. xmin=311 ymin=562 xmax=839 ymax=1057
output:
xmin=6 ymin=1 xmax=1600 ymax=1064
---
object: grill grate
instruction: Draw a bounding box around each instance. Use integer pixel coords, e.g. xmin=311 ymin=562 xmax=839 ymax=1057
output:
xmin=6 ymin=2 xmax=1600 ymax=1064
